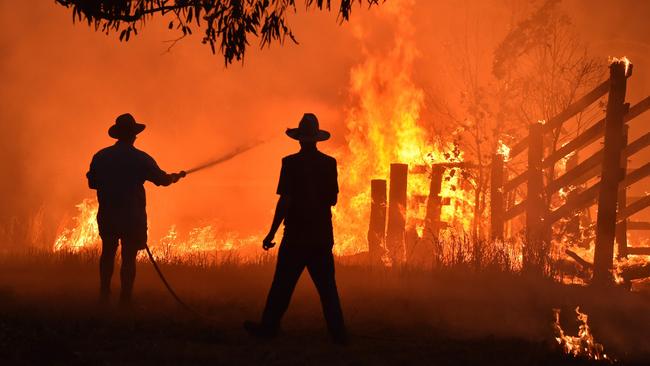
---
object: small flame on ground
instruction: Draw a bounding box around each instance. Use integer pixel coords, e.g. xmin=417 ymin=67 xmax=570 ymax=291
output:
xmin=553 ymin=307 xmax=611 ymax=362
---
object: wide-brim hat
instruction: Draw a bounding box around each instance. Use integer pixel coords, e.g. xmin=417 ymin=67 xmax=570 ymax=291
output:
xmin=286 ymin=113 xmax=330 ymax=142
xmin=108 ymin=113 xmax=146 ymax=139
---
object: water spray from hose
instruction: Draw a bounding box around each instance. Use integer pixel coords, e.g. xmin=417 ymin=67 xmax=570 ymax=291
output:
xmin=185 ymin=140 xmax=265 ymax=175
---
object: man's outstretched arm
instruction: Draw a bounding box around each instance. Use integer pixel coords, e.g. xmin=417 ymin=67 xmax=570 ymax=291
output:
xmin=144 ymin=154 xmax=186 ymax=186
xmin=263 ymin=195 xmax=290 ymax=250
xmin=149 ymin=170 xmax=186 ymax=186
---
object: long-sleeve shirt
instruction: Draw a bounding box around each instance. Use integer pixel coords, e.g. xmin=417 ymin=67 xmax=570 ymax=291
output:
xmin=87 ymin=141 xmax=174 ymax=237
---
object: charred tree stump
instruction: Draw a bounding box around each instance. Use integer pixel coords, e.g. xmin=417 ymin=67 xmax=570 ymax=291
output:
xmin=616 ymin=125 xmax=629 ymax=258
xmin=490 ymin=153 xmax=505 ymax=240
xmin=525 ymin=122 xmax=547 ymax=273
xmin=593 ymin=61 xmax=630 ymax=285
xmin=368 ymin=179 xmax=387 ymax=265
xmin=386 ymin=163 xmax=408 ymax=265
xmin=423 ymin=165 xmax=445 ymax=244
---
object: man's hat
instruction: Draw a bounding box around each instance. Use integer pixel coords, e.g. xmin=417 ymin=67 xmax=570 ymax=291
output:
xmin=286 ymin=113 xmax=330 ymax=142
xmin=108 ymin=113 xmax=146 ymax=139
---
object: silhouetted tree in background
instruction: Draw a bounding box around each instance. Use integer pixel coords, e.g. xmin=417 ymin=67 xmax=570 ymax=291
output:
xmin=55 ymin=0 xmax=380 ymax=64
xmin=437 ymin=0 xmax=603 ymax=242
xmin=492 ymin=0 xmax=604 ymax=255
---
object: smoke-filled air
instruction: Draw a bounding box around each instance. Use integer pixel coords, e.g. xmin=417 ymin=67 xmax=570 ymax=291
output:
xmin=1 ymin=0 xmax=650 ymax=365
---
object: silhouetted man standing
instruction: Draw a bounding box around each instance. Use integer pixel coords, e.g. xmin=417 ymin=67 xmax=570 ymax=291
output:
xmin=245 ymin=113 xmax=347 ymax=344
xmin=87 ymin=113 xmax=185 ymax=306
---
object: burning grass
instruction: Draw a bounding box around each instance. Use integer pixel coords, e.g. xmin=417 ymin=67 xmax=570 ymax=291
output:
xmin=48 ymin=197 xmax=650 ymax=293
xmin=554 ymin=307 xmax=610 ymax=362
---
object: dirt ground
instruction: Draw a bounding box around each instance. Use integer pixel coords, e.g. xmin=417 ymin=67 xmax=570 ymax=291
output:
xmin=0 ymin=251 xmax=649 ymax=365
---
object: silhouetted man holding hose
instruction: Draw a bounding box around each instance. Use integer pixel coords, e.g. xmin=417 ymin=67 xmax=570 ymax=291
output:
xmin=87 ymin=113 xmax=185 ymax=306
xmin=245 ymin=113 xmax=347 ymax=344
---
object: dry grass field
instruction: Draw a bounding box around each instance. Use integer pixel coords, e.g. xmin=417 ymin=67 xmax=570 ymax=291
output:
xmin=1 ymin=250 xmax=649 ymax=365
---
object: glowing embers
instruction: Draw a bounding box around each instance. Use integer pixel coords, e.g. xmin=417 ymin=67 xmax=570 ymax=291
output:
xmin=553 ymin=307 xmax=611 ymax=362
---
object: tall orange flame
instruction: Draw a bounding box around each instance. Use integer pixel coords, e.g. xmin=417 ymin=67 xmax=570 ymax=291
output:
xmin=332 ymin=0 xmax=473 ymax=255
xmin=54 ymin=0 xmax=477 ymax=261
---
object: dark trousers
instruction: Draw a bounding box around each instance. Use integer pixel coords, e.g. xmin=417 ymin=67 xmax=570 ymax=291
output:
xmin=261 ymin=243 xmax=346 ymax=337
xmin=99 ymin=235 xmax=140 ymax=301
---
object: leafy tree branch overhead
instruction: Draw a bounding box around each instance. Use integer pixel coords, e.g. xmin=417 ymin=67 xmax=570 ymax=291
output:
xmin=54 ymin=0 xmax=380 ymax=64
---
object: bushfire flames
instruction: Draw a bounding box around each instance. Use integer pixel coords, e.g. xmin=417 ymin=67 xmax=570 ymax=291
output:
xmin=51 ymin=50 xmax=649 ymax=289
xmin=553 ymin=307 xmax=610 ymax=362
xmin=332 ymin=0 xmax=474 ymax=256
xmin=47 ymin=19 xmax=648 ymax=366
xmin=5 ymin=1 xmax=650 ymax=364
xmin=53 ymin=198 xmax=99 ymax=252
xmin=53 ymin=0 xmax=477 ymax=260
xmin=52 ymin=198 xmax=261 ymax=260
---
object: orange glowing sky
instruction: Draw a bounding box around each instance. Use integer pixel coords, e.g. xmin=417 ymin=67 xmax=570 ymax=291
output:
xmin=1 ymin=0 xmax=649 ymax=246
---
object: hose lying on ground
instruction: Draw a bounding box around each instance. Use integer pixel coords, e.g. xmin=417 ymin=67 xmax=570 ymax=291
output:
xmin=144 ymin=245 xmax=216 ymax=321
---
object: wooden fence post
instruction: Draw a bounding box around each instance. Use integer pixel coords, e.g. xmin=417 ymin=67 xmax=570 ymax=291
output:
xmin=593 ymin=61 xmax=629 ymax=285
xmin=386 ymin=163 xmax=408 ymax=265
xmin=368 ymin=179 xmax=387 ymax=264
xmin=423 ymin=165 xmax=445 ymax=244
xmin=490 ymin=154 xmax=505 ymax=240
xmin=526 ymin=122 xmax=546 ymax=272
xmin=616 ymin=124 xmax=629 ymax=258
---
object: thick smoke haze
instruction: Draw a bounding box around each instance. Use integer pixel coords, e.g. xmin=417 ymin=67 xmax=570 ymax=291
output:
xmin=0 ymin=0 xmax=649 ymax=249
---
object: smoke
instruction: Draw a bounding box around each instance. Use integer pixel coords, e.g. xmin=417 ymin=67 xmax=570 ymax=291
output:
xmin=0 ymin=0 xmax=649 ymax=249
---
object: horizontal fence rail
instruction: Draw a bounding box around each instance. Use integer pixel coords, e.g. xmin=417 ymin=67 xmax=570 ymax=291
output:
xmin=489 ymin=61 xmax=650 ymax=281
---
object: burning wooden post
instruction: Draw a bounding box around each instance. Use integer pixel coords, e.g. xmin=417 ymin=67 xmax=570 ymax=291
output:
xmin=593 ymin=60 xmax=630 ymax=285
xmin=423 ymin=165 xmax=445 ymax=243
xmin=490 ymin=153 xmax=505 ymax=240
xmin=386 ymin=163 xmax=408 ymax=264
xmin=616 ymin=125 xmax=629 ymax=258
xmin=368 ymin=179 xmax=387 ymax=264
xmin=525 ymin=122 xmax=546 ymax=272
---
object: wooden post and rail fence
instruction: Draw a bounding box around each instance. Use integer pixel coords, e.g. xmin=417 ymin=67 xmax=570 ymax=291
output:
xmin=489 ymin=60 xmax=650 ymax=283
xmin=366 ymin=60 xmax=650 ymax=284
